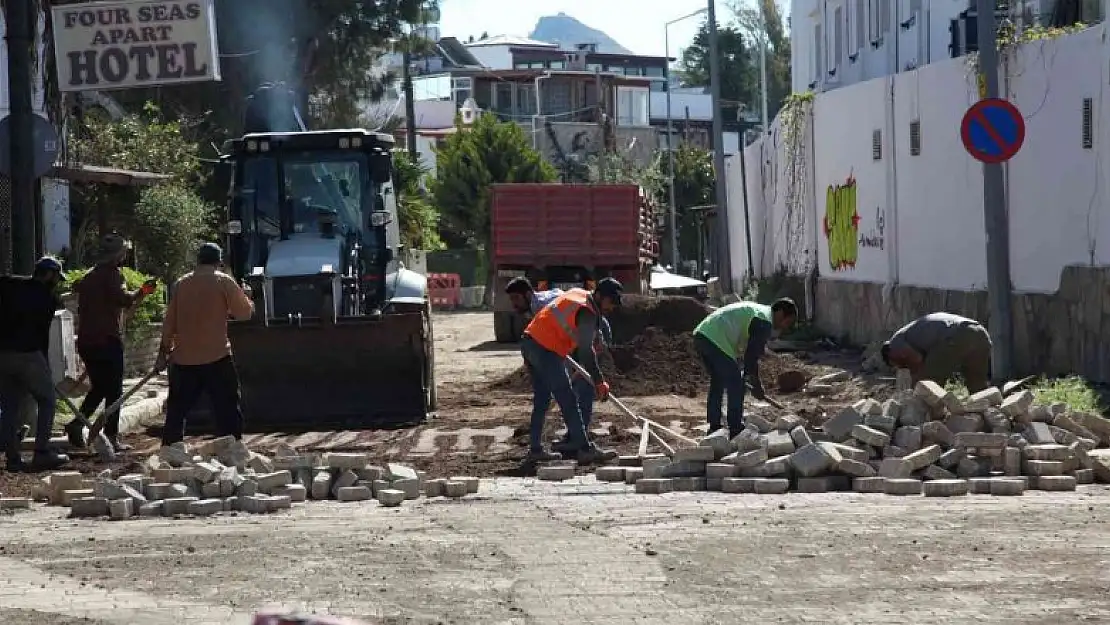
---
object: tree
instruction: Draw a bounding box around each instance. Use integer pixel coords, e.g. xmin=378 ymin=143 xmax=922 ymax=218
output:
xmin=656 ymin=145 xmax=716 ymax=263
xmin=431 ymin=113 xmax=556 ymax=296
xmin=730 ymin=0 xmax=792 ymax=120
xmin=392 ymin=155 xmax=445 ymax=251
xmin=680 ymin=20 xmax=756 ymax=122
xmin=65 ymin=103 xmax=216 ymax=275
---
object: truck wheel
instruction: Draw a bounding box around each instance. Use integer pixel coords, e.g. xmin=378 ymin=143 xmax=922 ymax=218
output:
xmin=493 ymin=311 xmax=516 ymax=343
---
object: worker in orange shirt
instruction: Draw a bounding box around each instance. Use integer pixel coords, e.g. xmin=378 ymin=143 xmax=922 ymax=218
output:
xmin=519 ymin=278 xmax=622 ymax=465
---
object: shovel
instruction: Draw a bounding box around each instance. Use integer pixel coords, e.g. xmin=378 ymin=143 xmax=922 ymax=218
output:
xmin=57 ymin=371 xmax=90 ymax=398
xmin=84 ymin=366 xmax=164 ymax=461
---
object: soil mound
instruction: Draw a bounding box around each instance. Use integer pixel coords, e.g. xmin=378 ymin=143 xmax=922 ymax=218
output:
xmin=607 ymin=295 xmax=712 ymax=344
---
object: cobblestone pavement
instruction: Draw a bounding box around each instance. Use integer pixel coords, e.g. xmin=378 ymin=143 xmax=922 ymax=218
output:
xmin=1 ymin=479 xmax=1110 ymax=624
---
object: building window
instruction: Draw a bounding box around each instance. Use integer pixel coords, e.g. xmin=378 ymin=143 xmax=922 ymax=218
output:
xmin=616 ymin=86 xmax=649 ymax=126
xmin=586 ymin=63 xmax=602 ymax=72
xmin=649 ymin=80 xmax=666 ymax=92
xmin=517 ymin=84 xmax=536 ymax=116
xmin=833 ymin=5 xmax=843 ymax=71
xmin=814 ymin=24 xmax=824 ymax=82
xmin=494 ymin=82 xmax=513 ymax=115
xmin=854 ymin=0 xmax=866 ymax=52
xmin=878 ymin=0 xmax=890 ymax=35
xmin=644 ymin=66 xmax=665 ymax=77
xmin=549 ymin=60 xmax=565 ymax=69
xmin=452 ymin=76 xmax=473 ymax=104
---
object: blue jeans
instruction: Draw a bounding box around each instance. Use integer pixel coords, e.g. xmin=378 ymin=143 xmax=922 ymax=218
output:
xmin=694 ymin=334 xmax=746 ymax=435
xmin=520 ymin=336 xmax=590 ymax=452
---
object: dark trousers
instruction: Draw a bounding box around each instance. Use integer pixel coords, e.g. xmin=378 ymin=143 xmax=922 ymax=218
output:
xmin=0 ymin=350 xmax=57 ymax=455
xmin=520 ymin=336 xmax=590 ymax=451
xmin=162 ymin=356 xmax=244 ymax=446
xmin=694 ymin=334 xmax=747 ymax=435
xmin=78 ymin=340 xmax=125 ymax=437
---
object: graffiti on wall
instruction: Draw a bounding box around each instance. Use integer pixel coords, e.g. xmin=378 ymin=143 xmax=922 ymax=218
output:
xmin=823 ymin=176 xmax=859 ymax=271
xmin=859 ymin=206 xmax=885 ymax=250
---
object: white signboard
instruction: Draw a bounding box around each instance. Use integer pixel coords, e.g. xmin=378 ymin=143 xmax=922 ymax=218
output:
xmin=52 ymin=0 xmax=221 ymax=92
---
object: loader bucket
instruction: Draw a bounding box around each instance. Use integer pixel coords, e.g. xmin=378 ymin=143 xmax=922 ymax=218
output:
xmin=183 ymin=311 xmax=430 ymax=434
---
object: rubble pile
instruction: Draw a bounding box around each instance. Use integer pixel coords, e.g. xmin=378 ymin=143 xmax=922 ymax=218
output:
xmin=28 ymin=436 xmax=479 ymax=520
xmin=576 ymin=381 xmax=1110 ymax=496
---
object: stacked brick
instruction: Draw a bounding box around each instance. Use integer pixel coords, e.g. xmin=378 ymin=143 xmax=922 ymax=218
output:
xmin=590 ymin=381 xmax=1110 ymax=497
xmin=29 ymin=437 xmax=479 ymax=520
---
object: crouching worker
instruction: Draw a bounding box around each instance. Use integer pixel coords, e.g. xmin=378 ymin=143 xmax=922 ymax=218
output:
xmin=693 ymin=298 xmax=798 ymax=439
xmin=158 ymin=243 xmax=255 ymax=446
xmin=881 ymin=312 xmax=992 ymax=392
xmin=519 ymin=278 xmax=622 ymax=464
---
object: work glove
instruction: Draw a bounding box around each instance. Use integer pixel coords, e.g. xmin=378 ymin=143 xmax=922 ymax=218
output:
xmin=747 ymin=378 xmax=766 ymax=401
xmin=595 ymin=381 xmax=610 ymax=402
xmin=139 ymin=278 xmax=158 ymax=296
xmin=154 ymin=348 xmax=173 ymax=372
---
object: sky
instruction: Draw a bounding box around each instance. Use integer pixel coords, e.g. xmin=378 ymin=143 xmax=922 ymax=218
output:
xmin=437 ymin=0 xmax=744 ymax=58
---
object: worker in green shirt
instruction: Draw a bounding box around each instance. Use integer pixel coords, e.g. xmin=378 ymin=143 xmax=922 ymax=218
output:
xmin=693 ymin=298 xmax=799 ymax=437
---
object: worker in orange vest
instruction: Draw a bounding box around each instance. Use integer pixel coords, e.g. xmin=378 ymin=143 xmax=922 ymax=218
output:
xmin=520 ymin=278 xmax=622 ymax=465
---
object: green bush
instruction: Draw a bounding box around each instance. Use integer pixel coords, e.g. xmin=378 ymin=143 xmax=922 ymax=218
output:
xmin=133 ymin=183 xmax=217 ymax=285
xmin=65 ymin=266 xmax=167 ymax=345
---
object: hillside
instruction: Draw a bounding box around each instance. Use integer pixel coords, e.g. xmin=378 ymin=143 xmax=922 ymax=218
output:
xmin=529 ymin=12 xmax=632 ymax=55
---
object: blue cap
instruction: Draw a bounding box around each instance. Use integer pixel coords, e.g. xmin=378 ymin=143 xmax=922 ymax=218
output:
xmin=34 ymin=256 xmax=64 ymax=279
xmin=196 ymin=242 xmax=223 ymax=265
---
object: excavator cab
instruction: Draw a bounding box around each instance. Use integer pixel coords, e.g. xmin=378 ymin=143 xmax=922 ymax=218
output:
xmin=185 ymin=128 xmax=436 ymax=433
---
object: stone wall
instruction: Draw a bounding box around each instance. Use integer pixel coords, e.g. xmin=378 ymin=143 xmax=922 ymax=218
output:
xmin=814 ymin=265 xmax=1110 ymax=383
xmin=125 ymin=325 xmax=161 ymax=377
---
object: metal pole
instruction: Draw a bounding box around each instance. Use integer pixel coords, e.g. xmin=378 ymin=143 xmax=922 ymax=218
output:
xmin=738 ymin=123 xmax=754 ymax=280
xmin=759 ymin=37 xmax=769 ymax=133
xmin=707 ymin=0 xmax=733 ymax=293
xmin=402 ymin=45 xmax=419 ymax=164
xmin=975 ymin=0 xmax=1013 ymax=380
xmin=7 ymin=0 xmax=36 ymax=274
xmin=665 ymin=25 xmax=678 ymax=268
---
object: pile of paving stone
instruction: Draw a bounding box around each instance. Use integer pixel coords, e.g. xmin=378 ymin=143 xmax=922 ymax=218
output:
xmin=28 ymin=436 xmax=479 ymax=520
xmin=569 ymin=381 xmax=1110 ymax=497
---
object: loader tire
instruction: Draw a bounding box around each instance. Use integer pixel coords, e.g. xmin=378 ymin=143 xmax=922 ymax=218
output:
xmin=493 ymin=310 xmax=517 ymax=343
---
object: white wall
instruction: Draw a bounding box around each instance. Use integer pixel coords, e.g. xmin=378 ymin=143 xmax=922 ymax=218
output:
xmin=465 ymin=45 xmax=513 ymax=69
xmin=0 ymin=11 xmax=49 ymax=116
xmin=736 ymin=24 xmax=1110 ymax=296
xmin=41 ymin=179 xmax=70 ymax=255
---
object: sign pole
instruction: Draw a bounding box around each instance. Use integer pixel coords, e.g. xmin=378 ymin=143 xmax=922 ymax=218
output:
xmin=707 ymin=0 xmax=733 ymax=294
xmin=976 ymin=0 xmax=1013 ymax=381
xmin=6 ymin=0 xmax=36 ymax=274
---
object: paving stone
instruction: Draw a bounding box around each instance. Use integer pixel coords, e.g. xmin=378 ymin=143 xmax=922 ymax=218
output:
xmin=883 ymin=479 xmax=923 ymax=496
xmin=738 ymin=455 xmax=791 ymax=477
xmin=376 ymin=488 xmax=404 ymax=506
xmin=823 ymin=442 xmax=868 ymax=463
xmin=892 ymin=426 xmax=922 ymax=451
xmin=423 ymin=478 xmax=446 ymax=497
xmin=623 ymin=467 xmax=644 ymax=484
xmin=705 ymin=463 xmax=737 ymax=479
xmin=356 ymin=466 xmax=385 ymax=482
xmin=617 ymin=455 xmax=642 ymax=467
xmin=837 ymin=458 xmax=877 ymax=478
xmin=595 ymin=466 xmax=626 ymax=482
xmin=448 ymin=476 xmax=482 ymax=494
xmin=762 ymin=431 xmax=796 ymax=457
xmin=674 ymin=446 xmax=715 ymax=463
xmin=1001 ymin=390 xmax=1035 ymax=417
xmin=913 ymin=381 xmax=946 ymax=408
xmin=104 ymin=498 xmax=131 ymax=520
xmin=698 ymin=429 xmax=734 ymax=458
xmin=731 ymin=427 xmax=766 ymax=452
xmin=265 ymin=495 xmax=292 ymax=511
xmin=878 ymin=457 xmax=911 ymax=479
xmin=662 ymin=461 xmax=707 ymax=478
xmin=968 ymin=477 xmax=994 ymax=494
xmin=922 ymin=421 xmax=954 ymax=446
xmin=898 ymin=398 xmax=929 ymax=427
xmin=311 ymin=469 xmax=332 ymax=500
xmin=187 ymin=498 xmax=223 ymax=516
xmin=823 ymin=406 xmax=864 ymax=441
xmin=201 ymin=481 xmax=222 ymax=498
xmin=747 ymin=414 xmax=773 ymax=433
xmin=851 ymin=424 xmax=890 ymax=447
xmin=721 ymin=477 xmax=757 ymax=494
xmin=537 ymin=465 xmax=575 ymax=481
xmin=70 ymin=497 xmax=109 ymax=518
xmin=60 ymin=489 xmax=94 ymax=507
xmin=882 ymin=445 xmax=907 ymax=458
xmin=1004 ymin=447 xmax=1022 ymax=476
xmin=923 ymin=479 xmax=969 ymax=497
xmin=336 ymin=485 xmax=372 ymax=502
xmin=138 ymin=501 xmax=163 ymax=517
xmin=790 ymin=425 xmax=813 ymax=448
xmin=255 ymin=471 xmax=293 ymax=493
xmin=945 ymin=413 xmax=984 ymax=434
xmin=923 ymin=465 xmax=956 ymax=480
xmin=1024 ymin=422 xmax=1055 ymax=445
xmin=634 ymin=478 xmax=673 ymax=494
xmin=903 ymin=445 xmax=944 ymax=472
xmin=0 ymin=497 xmax=31 ymax=510
xmin=852 ymin=477 xmax=887 ymax=493
xmin=156 ymin=445 xmax=194 ymax=468
xmin=774 ymin=414 xmax=805 ymax=431
xmin=1032 ymin=475 xmax=1077 ymax=491
xmin=864 ymin=413 xmax=896 ymax=434
xmin=1024 ymin=460 xmax=1065 ymax=476
xmin=953 ymin=432 xmax=1008 ymax=449
xmin=706 ymin=477 xmax=723 ymax=491
xmin=671 ymin=477 xmax=707 ymax=491
xmin=789 ymin=442 xmax=841 ymax=477
xmin=642 ymin=456 xmax=670 ymax=479
xmin=441 ymin=480 xmax=467 ymax=498
xmin=752 ymin=478 xmax=790 ymax=494
xmin=1070 ymin=466 xmax=1096 ymax=486
xmin=271 ymin=484 xmax=307 ymax=502
xmin=322 ymin=452 xmax=369 ymax=470
xmin=162 ymin=497 xmax=198 ymax=516
xmin=797 ymin=476 xmax=850 ymax=493
xmin=989 ymin=478 xmax=1025 ymax=496
xmin=984 ymin=409 xmax=1012 ymax=433
xmin=191 ymin=461 xmax=222 ymax=483
xmin=1023 ymin=444 xmax=1071 ymax=462
xmin=386 ymin=463 xmax=419 ymax=481
xmin=727 ymin=448 xmax=768 ymax=469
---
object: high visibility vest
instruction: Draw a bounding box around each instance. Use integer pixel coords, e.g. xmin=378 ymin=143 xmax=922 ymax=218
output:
xmin=694 ymin=301 xmax=773 ymax=360
xmin=524 ymin=288 xmax=597 ymax=357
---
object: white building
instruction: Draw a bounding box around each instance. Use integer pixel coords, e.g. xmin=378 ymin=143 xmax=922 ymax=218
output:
xmin=790 ymin=0 xmax=1106 ymax=94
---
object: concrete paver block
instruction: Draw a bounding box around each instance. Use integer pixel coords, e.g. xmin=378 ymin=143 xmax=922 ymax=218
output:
xmin=705 ymin=463 xmax=737 ymax=479
xmin=989 ymin=478 xmax=1025 ymax=496
xmin=731 ymin=427 xmax=766 ymax=452
xmin=903 ymin=445 xmax=944 ymax=472
xmin=1001 ymin=390 xmax=1035 ymax=417
xmin=898 ymin=398 xmax=928 ymax=427
xmin=789 ymin=442 xmax=841 ymax=478
xmin=443 ymin=480 xmax=468 ymax=498
xmin=956 ymin=457 xmax=992 ymax=478
xmin=953 ymin=432 xmax=1008 ymax=449
xmin=662 ymin=461 xmax=707 ymax=478
xmin=921 ymin=421 xmax=954 ymax=446
xmin=162 ymin=497 xmax=198 ymax=516
xmin=187 ymin=498 xmax=223 ymax=516
xmin=423 ymin=478 xmax=446 ymax=497
xmin=892 ymin=426 xmax=922 ymax=452
xmin=773 ymin=414 xmax=806 ymax=432
xmin=837 ymin=458 xmax=876 ymax=478
xmin=727 ymin=448 xmax=768 ymax=469
xmin=878 ymin=457 xmax=911 ymax=479
xmin=823 ymin=406 xmax=864 ymax=441
xmin=642 ymin=456 xmax=670 ymax=479
xmin=393 ymin=478 xmax=421 ymax=499
xmin=762 ymin=431 xmax=796 ymax=457
xmin=852 ymin=477 xmax=886 ymax=493
xmin=0 ymin=497 xmax=31 ymax=510
xmin=1032 ymin=475 xmax=1077 ymax=491
xmin=923 ymin=465 xmax=956 ymax=480
xmin=311 ymin=470 xmax=331 ymax=500
xmin=721 ymin=477 xmax=757 ymax=494
xmin=255 ymin=471 xmax=293 ymax=493
xmin=271 ymin=484 xmax=307 ymax=503
xmin=450 ymin=476 xmax=480 ymax=493
xmin=60 ymin=489 xmax=94 ymax=507
xmin=71 ymin=497 xmax=109 ymax=518
xmin=671 ymin=477 xmax=707 ymax=491
xmin=331 ymin=470 xmax=358 ymax=497
xmin=797 ymin=476 xmax=849 ymax=493
xmin=823 ymin=442 xmax=868 ymax=463
xmin=790 ymin=425 xmax=813 ymax=448
xmin=883 ymin=479 xmax=923 ymax=496
xmin=739 ymin=456 xmax=791 ymax=477
xmin=968 ymin=477 xmax=993 ymax=494
xmin=138 ymin=501 xmax=163 ymax=517
xmin=851 ymin=424 xmax=891 ymax=448
xmin=1024 ymin=460 xmax=1065 ymax=476
xmin=699 ymin=429 xmax=734 ymax=458
xmin=387 ymin=463 xmax=419 ymax=481
xmin=324 ymin=453 xmax=370 ymax=470
xmin=1022 ymin=444 xmax=1070 ymax=461
xmin=747 ymin=414 xmax=773 ymax=433
xmin=595 ymin=466 xmax=626 ymax=482
xmin=617 ymin=455 xmax=642 ymax=467
xmin=944 ymin=413 xmax=984 ymax=434
xmin=1024 ymin=422 xmax=1055 ymax=445
xmin=336 ymin=485 xmax=372 ymax=502
xmin=537 ymin=465 xmax=575 ymax=481
xmin=923 ymin=479 xmax=969 ymax=497
xmin=634 ymin=478 xmax=673 ymax=494
xmin=864 ymin=413 xmax=896 ymax=434
xmin=937 ymin=448 xmax=966 ymax=469
xmin=356 ymin=466 xmax=385 ymax=482
xmin=913 ymin=381 xmax=946 ymax=407
xmin=623 ymin=467 xmax=644 ymax=484
xmin=752 ymin=478 xmax=790 ymax=495
xmin=1003 ymin=447 xmax=1022 ymax=476
xmin=1073 ymin=468 xmax=1095 ymax=484
xmin=376 ymin=488 xmax=405 ymax=506
xmin=674 ymin=446 xmax=715 ymax=463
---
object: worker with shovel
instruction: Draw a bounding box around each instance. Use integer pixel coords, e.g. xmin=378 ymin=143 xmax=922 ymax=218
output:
xmin=519 ymin=278 xmax=622 ymax=465
xmin=158 ymin=243 xmax=255 ymax=446
xmin=693 ymin=298 xmax=798 ymax=438
xmin=0 ymin=257 xmax=71 ymax=471
xmin=67 ymin=234 xmax=158 ymax=452
xmin=881 ymin=312 xmax=992 ymax=392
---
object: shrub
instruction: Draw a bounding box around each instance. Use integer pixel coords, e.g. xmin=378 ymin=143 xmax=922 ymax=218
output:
xmin=132 ymin=183 xmax=217 ymax=285
xmin=65 ymin=266 xmax=167 ymax=345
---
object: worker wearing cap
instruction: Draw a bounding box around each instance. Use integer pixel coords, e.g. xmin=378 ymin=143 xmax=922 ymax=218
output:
xmin=158 ymin=243 xmax=255 ymax=446
xmin=519 ymin=278 xmax=622 ymax=465
xmin=693 ymin=298 xmax=799 ymax=438
xmin=68 ymin=233 xmax=158 ymax=452
xmin=0 ymin=257 xmax=71 ymax=471
xmin=505 ymin=277 xmax=613 ymax=461
xmin=881 ymin=312 xmax=992 ymax=392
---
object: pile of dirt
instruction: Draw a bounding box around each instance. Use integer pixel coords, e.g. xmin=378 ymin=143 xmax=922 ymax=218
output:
xmin=606 ymin=295 xmax=712 ymax=344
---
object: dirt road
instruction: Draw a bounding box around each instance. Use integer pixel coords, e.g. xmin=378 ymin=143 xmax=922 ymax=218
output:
xmin=2 ymin=312 xmax=1110 ymax=623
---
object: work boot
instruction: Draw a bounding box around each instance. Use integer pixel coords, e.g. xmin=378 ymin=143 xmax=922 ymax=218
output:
xmin=5 ymin=454 xmax=24 ymax=473
xmin=65 ymin=416 xmax=90 ymax=448
xmin=576 ymin=444 xmax=618 ymax=465
xmin=525 ymin=448 xmax=562 ymax=463
xmin=30 ymin=450 xmax=69 ymax=471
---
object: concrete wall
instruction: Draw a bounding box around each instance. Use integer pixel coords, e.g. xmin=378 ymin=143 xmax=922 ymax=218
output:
xmin=531 ymin=122 xmax=659 ymax=167
xmin=736 ymin=24 xmax=1110 ymax=380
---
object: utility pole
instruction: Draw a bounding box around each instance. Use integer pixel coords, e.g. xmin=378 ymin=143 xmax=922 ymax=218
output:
xmin=402 ymin=43 xmax=419 ymax=165
xmin=707 ymin=0 xmax=732 ymax=293
xmin=976 ymin=0 xmax=1013 ymax=380
xmin=6 ymin=0 xmax=36 ymax=274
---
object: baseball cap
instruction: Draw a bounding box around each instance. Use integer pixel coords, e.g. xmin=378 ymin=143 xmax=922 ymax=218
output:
xmin=196 ymin=242 xmax=223 ymax=265
xmin=34 ymin=256 xmax=65 ymax=280
xmin=594 ymin=277 xmax=623 ymax=304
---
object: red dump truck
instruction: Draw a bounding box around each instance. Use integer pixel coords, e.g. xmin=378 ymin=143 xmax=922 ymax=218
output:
xmin=491 ymin=183 xmax=658 ymax=342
